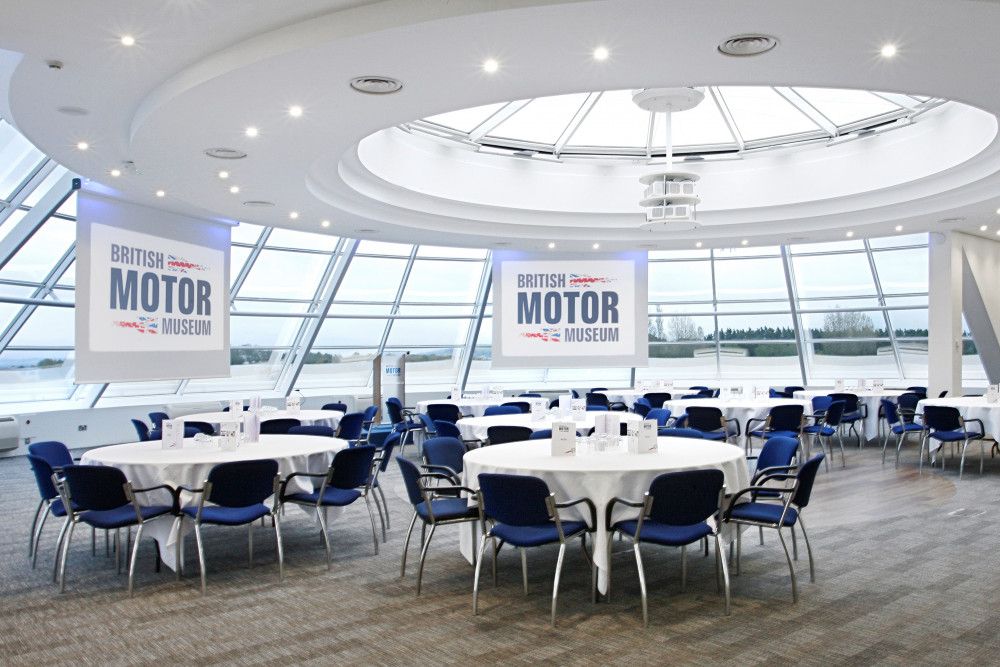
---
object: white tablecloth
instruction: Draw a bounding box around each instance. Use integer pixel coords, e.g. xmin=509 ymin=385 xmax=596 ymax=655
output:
xmin=461 ymin=437 xmax=750 ymax=594
xmin=917 ymin=396 xmax=1000 ymax=450
xmin=80 ymin=434 xmax=349 ymax=569
xmin=662 ymin=397 xmax=812 ymax=449
xmin=415 ymin=398 xmax=509 ymax=419
xmin=456 ymin=412 xmax=644 ymax=442
xmin=794 ymin=390 xmax=905 ymax=441
xmin=182 ymin=409 xmax=344 ymax=432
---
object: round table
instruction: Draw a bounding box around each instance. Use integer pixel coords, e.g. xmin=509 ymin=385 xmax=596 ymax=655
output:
xmin=662 ymin=397 xmax=812 ymax=449
xmin=181 ymin=409 xmax=344 ymax=432
xmin=415 ymin=398 xmax=510 ymax=419
xmin=456 ymin=411 xmax=644 ymax=442
xmin=461 ymin=437 xmax=750 ymax=594
xmin=81 ymin=434 xmax=349 ymax=569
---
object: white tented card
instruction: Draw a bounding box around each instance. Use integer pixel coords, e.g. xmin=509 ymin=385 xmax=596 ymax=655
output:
xmin=988 ymin=385 xmax=999 ymax=404
xmin=229 ymin=400 xmax=243 ymax=415
xmin=530 ymin=399 xmax=546 ymax=421
xmin=250 ymin=395 xmax=261 ymax=411
xmin=834 ymin=379 xmax=845 ymax=392
xmin=873 ymin=379 xmax=884 ymax=391
xmin=626 ymin=420 xmax=641 ymax=453
xmin=551 ymin=421 xmax=576 ymax=456
xmin=858 ymin=378 xmax=867 ymax=389
xmin=244 ymin=412 xmax=261 ymax=443
xmin=638 ymin=420 xmax=658 ymax=453
xmin=559 ymin=394 xmax=572 ymax=417
xmin=593 ymin=412 xmax=606 ymax=434
xmin=285 ymin=396 xmax=301 ymax=415
xmin=161 ymin=419 xmax=184 ymax=450
xmin=219 ymin=420 xmax=240 ymax=451
xmin=605 ymin=413 xmax=620 ymax=436
xmin=571 ymin=399 xmax=586 ymax=421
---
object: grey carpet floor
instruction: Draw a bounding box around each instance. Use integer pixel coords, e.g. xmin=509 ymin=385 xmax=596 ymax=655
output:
xmin=2 ymin=444 xmax=999 ymax=666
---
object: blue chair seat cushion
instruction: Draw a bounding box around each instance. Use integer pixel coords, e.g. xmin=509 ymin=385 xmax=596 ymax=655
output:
xmin=490 ymin=520 xmax=589 ymax=547
xmin=803 ymin=425 xmax=836 ymax=436
xmin=929 ymin=429 xmax=982 ymax=442
xmin=284 ymin=487 xmax=362 ymax=506
xmin=182 ymin=503 xmax=270 ymax=525
xmin=416 ymin=498 xmax=478 ymax=522
xmin=892 ymin=423 xmax=924 ymax=435
xmin=614 ymin=519 xmax=711 ymax=546
xmin=728 ymin=502 xmax=798 ymax=526
xmin=842 ymin=412 xmax=863 ymax=421
xmin=750 ymin=429 xmax=800 ymax=440
xmin=81 ymin=504 xmax=173 ymax=529
xmin=50 ymin=497 xmax=70 ymax=518
xmin=697 ymin=431 xmax=730 ymax=441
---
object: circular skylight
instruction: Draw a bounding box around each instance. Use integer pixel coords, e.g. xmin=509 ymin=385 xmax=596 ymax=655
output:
xmin=407 ymin=87 xmax=944 ymax=161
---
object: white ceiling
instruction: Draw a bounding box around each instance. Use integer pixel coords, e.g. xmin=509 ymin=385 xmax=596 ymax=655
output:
xmin=3 ymin=0 xmax=1000 ymax=251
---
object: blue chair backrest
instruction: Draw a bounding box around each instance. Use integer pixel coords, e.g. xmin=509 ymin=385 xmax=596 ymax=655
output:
xmin=586 ymin=392 xmax=609 ymax=408
xmin=222 ymin=405 xmax=250 ymax=412
xmin=260 ymin=418 xmax=300 ymax=435
xmin=768 ymin=388 xmax=783 ymax=399
xmin=483 ymin=405 xmax=520 ymax=417
xmin=586 ymin=405 xmax=609 ymax=411
xmin=768 ymin=404 xmax=804 ymax=431
xmin=756 ymin=436 xmax=799 ymax=471
xmin=519 ymin=393 xmax=541 ymax=398
xmin=287 ymin=424 xmax=334 ymax=437
xmin=792 ymin=455 xmax=825 ymax=508
xmin=185 ymin=421 xmax=215 ymax=435
xmin=634 ymin=397 xmax=653 ymax=409
xmin=881 ymin=398 xmax=900 ymax=426
xmin=896 ymin=392 xmax=921 ymax=413
xmin=206 ymin=459 xmax=278 ymax=507
xmin=434 ymin=420 xmax=462 ymax=439
xmin=646 ymin=408 xmax=672 ymax=427
xmin=148 ymin=412 xmax=169 ymax=429
xmin=689 ymin=386 xmax=708 ymax=392
xmin=417 ymin=413 xmax=437 ymax=437
xmin=922 ymin=405 xmax=961 ymax=432
xmin=685 ymin=406 xmax=724 ymax=432
xmin=385 ymin=400 xmax=405 ymax=425
xmin=28 ymin=441 xmax=73 ymax=468
xmin=423 ymin=437 xmax=466 ymax=475
xmin=62 ymin=465 xmax=129 ymax=511
xmin=643 ymin=392 xmax=671 ymax=408
xmin=131 ymin=419 xmax=151 ymax=442
xmin=785 ymin=386 xmax=805 ymax=395
xmin=396 ymin=456 xmax=426 ymax=506
xmin=528 ymin=429 xmax=552 ymax=439
xmin=322 ymin=402 xmax=348 ymax=412
xmin=27 ymin=454 xmax=60 ymax=501
xmin=663 ymin=427 xmax=704 ymax=439
xmin=362 ymin=405 xmax=379 ymax=424
xmin=549 ymin=398 xmax=560 ymax=409
xmin=647 ymin=469 xmax=724 ymax=526
xmin=377 ymin=433 xmax=400 ymax=473
xmin=478 ymin=473 xmax=551 ymax=526
xmin=426 ymin=403 xmax=462 ymax=423
xmin=337 ymin=412 xmax=366 ymax=440
xmin=811 ymin=395 xmax=833 ymax=413
xmin=633 ymin=402 xmax=651 ymax=418
xmin=329 ymin=445 xmax=377 ymax=490
xmin=591 ymin=387 xmax=608 ymax=393
xmin=823 ymin=400 xmax=847 ymax=427
xmin=502 ymin=401 xmax=531 ymax=413
xmin=829 ymin=393 xmax=859 ymax=413
xmin=486 ymin=425 xmax=534 ymax=445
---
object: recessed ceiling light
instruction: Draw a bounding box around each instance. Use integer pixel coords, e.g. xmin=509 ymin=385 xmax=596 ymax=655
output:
xmin=995 ymin=230 xmax=1000 ymax=236
xmin=204 ymin=148 xmax=247 ymax=160
xmin=110 ymin=169 xmax=121 ymax=177
xmin=548 ymin=242 xmax=555 ymax=249
xmin=881 ymin=44 xmax=897 ymax=58
xmin=155 ymin=190 xmax=165 ymax=197
xmin=895 ymin=225 xmax=903 ymax=232
xmin=718 ymin=34 xmax=779 ymax=57
xmin=996 ymin=207 xmax=1000 ymax=215
xmin=76 ymin=141 xmax=89 ymax=150
xmin=695 ymin=242 xmax=703 ymax=248
xmin=229 ymin=186 xmax=239 ymax=194
xmin=289 ymin=211 xmax=299 ymax=219
xmin=121 ymin=35 xmax=135 ymax=46
xmin=740 ymin=239 xmax=748 ymax=246
xmin=355 ymin=228 xmax=378 ymax=234
xmin=494 ymin=241 xmax=511 ymax=246
xmin=245 ymin=127 xmax=258 ymax=138
xmin=483 ymin=59 xmax=499 ymax=73
xmin=846 ymin=231 xmax=854 ymax=237
xmin=593 ymin=46 xmax=609 ymax=61
xmin=592 ymin=243 xmax=600 ymax=249
xmin=321 ymin=220 xmax=330 ymax=228
xmin=981 ymin=225 xmax=988 ymax=231
xmin=349 ymin=76 xmax=403 ymax=94
xmin=218 ymin=171 xmax=229 ymax=179
xmin=243 ymin=200 xmax=275 ymax=207
xmin=288 ymin=106 xmax=303 ymax=117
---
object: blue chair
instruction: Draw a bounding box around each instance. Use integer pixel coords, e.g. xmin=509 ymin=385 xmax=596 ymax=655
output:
xmin=689 ymin=386 xmax=709 ymax=392
xmin=587 ymin=392 xmax=626 ymax=411
xmin=586 ymin=405 xmax=610 ymax=412
xmin=422 ymin=437 xmax=467 ymax=481
xmin=425 ymin=403 xmax=463 ymax=423
xmin=184 ymin=421 xmax=215 ymax=435
xmin=502 ymin=401 xmax=532 ymax=414
xmin=222 ymin=405 xmax=250 ymax=412
xmin=880 ymin=399 xmax=924 ymax=467
xmin=645 ymin=408 xmax=673 ymax=431
xmin=528 ymin=429 xmax=553 ymax=440
xmin=336 ymin=412 xmax=366 ymax=444
xmin=473 ymin=473 xmax=596 ymax=626
xmin=483 ymin=405 xmax=521 ymax=417
xmin=746 ymin=404 xmax=805 ymax=455
xmin=434 ymin=420 xmax=480 ymax=449
xmin=321 ymin=402 xmax=348 ymax=412
xmin=684 ymin=406 xmax=740 ymax=443
xmin=486 ymin=425 xmax=534 ymax=445
xmin=802 ymin=400 xmax=845 ymax=470
xmin=632 ymin=398 xmax=652 ymax=418
xmin=386 ymin=399 xmax=425 ymax=455
xmin=131 ymin=419 xmax=151 ymax=442
xmin=287 ymin=424 xmax=334 ymax=438
xmin=896 ymin=392 xmax=922 ymax=422
xmin=416 ymin=413 xmax=438 ymax=440
xmin=829 ymin=393 xmax=865 ymax=444
xmin=56 ymin=465 xmax=174 ymax=595
xmin=260 ymin=418 xmax=300 ymax=435
xmin=748 ymin=436 xmax=800 ymax=481
xmin=661 ymin=427 xmax=704 ymax=439
xmin=28 ymin=440 xmax=75 ymax=469
xmin=784 ymin=386 xmax=805 ymax=396
xmin=360 ymin=405 xmax=380 ymax=442
xmin=643 ymin=392 xmax=672 ymax=409
xmin=768 ymin=388 xmax=787 ymax=399
xmin=725 ymin=454 xmax=825 ymax=603
xmin=280 ymin=444 xmax=380 ymax=566
xmin=148 ymin=411 xmax=169 ymax=430
xmin=608 ymin=469 xmax=730 ymax=624
xmin=396 ymin=456 xmax=479 ymax=596
xmin=368 ymin=433 xmax=400 ymax=540
xmin=810 ymin=395 xmax=833 ymax=417
xmin=177 ymin=459 xmax=282 ymax=594
xmin=920 ymin=405 xmax=984 ymax=478
xmin=907 ymin=386 xmax=928 ymax=400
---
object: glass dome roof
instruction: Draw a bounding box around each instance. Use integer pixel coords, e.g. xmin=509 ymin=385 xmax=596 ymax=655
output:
xmin=408 ymin=87 xmax=944 ymax=160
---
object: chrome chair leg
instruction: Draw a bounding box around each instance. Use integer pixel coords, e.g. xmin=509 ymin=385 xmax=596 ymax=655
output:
xmin=248 ymin=521 xmax=254 ymax=568
xmin=715 ymin=534 xmax=731 ymax=615
xmin=174 ymin=516 xmax=183 ymax=581
xmin=274 ymin=512 xmax=284 ymax=582
xmin=28 ymin=499 xmax=45 ymax=558
xmin=400 ymin=512 xmax=419 ymax=577
xmin=520 ymin=548 xmax=529 ymax=595
xmin=472 ymin=534 xmax=490 ymax=616
xmin=680 ymin=544 xmax=687 ymax=591
xmin=193 ymin=523 xmax=207 ymax=596
xmin=798 ymin=517 xmax=815 ymax=582
xmin=376 ymin=484 xmax=390 ymax=531
xmin=127 ymin=523 xmax=145 ymax=597
xmin=633 ymin=542 xmax=648 ymax=627
xmin=58 ymin=521 xmax=76 ymax=593
xmin=30 ymin=506 xmax=51 ymax=569
xmin=52 ymin=516 xmax=71 ymax=583
xmin=362 ymin=494 xmax=380 ymax=556
xmin=415 ymin=523 xmax=436 ymax=597
xmin=315 ymin=507 xmax=332 ymax=570
xmin=551 ymin=542 xmax=567 ymax=627
xmin=777 ymin=527 xmax=798 ymax=603
xmin=791 ymin=524 xmax=798 ymax=560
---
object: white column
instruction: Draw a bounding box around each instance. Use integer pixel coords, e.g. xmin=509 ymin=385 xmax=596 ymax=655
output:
xmin=927 ymin=231 xmax=962 ymax=396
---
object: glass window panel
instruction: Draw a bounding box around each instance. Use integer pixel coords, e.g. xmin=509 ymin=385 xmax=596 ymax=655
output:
xmin=715 ymin=301 xmax=790 ymax=313
xmin=716 ymin=314 xmax=795 ymax=340
xmin=0 ymin=216 xmax=75 ymax=283
xmin=658 ymin=98 xmax=735 ymax=147
xmin=56 ymin=259 xmax=76 ymax=286
xmin=649 ymin=249 xmax=711 ymax=260
xmin=714 ymin=257 xmax=788 ymax=300
xmin=0 ymin=284 xmax=31 ymax=333
xmin=8 ymin=305 xmax=74 ymax=346
xmin=230 ymin=315 xmax=303 ymax=347
xmin=872 ymin=247 xmax=928 ymax=293
xmin=715 ymin=246 xmax=781 ymax=258
xmin=794 ymin=88 xmax=901 ymax=127
xmin=266 ymin=227 xmax=339 ymax=251
xmin=800 ymin=310 xmax=888 ymax=339
xmin=791 ymin=253 xmax=876 ymax=298
xmin=566 ymin=90 xmax=649 ymax=148
xmin=102 ymin=379 xmax=183 ymax=399
xmin=231 ymin=300 xmax=312 ymax=314
xmin=315 ymin=316 xmax=388 ymax=347
xmin=236 ymin=248 xmax=329 ymax=300
xmin=887 ymin=306 xmax=928 ymax=335
xmin=425 ymin=103 xmax=507 ymax=133
xmin=790 ymin=239 xmax=865 ymax=253
xmin=642 ymin=344 xmax=719 ymax=383
xmin=0 ymin=121 xmax=46 ymax=200
xmin=0 ymin=208 xmax=28 ymax=246
xmin=0 ymin=350 xmax=76 ymax=403
xmin=335 ymin=256 xmax=407 ymax=301
xmin=647 ymin=315 xmax=713 ymax=343
xmin=718 ymin=343 xmax=800 ymax=380
xmin=466 ymin=351 xmax=547 ymax=388
xmin=718 ymin=87 xmax=820 ymax=141
xmin=544 ymin=367 xmax=631 ymax=386
xmin=648 ymin=261 xmax=713 ymax=302
xmin=231 ymin=222 xmax=264 ymax=245
xmin=476 ymin=316 xmax=493 ymax=345
xmin=805 ymin=339 xmax=899 ymax=382
xmin=417 ymin=245 xmax=488 ymax=259
xmin=22 ymin=166 xmax=70 ymax=207
xmin=400 ymin=260 xmax=483 ymax=303
xmin=329 ymin=303 xmax=393 ymax=315
xmin=54 ymin=191 xmax=76 ymax=217
xmin=385 ymin=316 xmax=472 ymax=347
xmin=230 ymin=245 xmax=252 ymax=287
xmin=185 ymin=350 xmax=287 ymax=392
xmin=388 ymin=347 xmax=463 ymax=387
xmin=396 ymin=304 xmax=475 ymax=316
xmin=356 ymin=240 xmax=412 ymax=256
xmin=295 ymin=349 xmax=378 ymax=390
xmin=868 ymin=232 xmax=927 ymax=249
xmin=487 ymin=94 xmax=588 ymax=144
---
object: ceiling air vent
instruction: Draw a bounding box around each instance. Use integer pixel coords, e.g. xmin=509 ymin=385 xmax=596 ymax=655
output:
xmin=242 ymin=200 xmax=274 ymax=208
xmin=350 ymin=76 xmax=403 ymax=95
xmin=718 ymin=34 xmax=779 ymax=57
xmin=204 ymin=148 xmax=247 ymax=160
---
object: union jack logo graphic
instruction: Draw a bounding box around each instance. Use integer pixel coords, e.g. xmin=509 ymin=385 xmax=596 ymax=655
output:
xmin=521 ymin=328 xmax=561 ymax=342
xmin=114 ymin=316 xmax=158 ymax=334
xmin=167 ymin=255 xmax=209 ymax=273
xmin=568 ymin=273 xmax=616 ymax=286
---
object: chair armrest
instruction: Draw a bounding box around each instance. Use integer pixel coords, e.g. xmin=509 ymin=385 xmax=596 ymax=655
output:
xmin=418 ymin=471 xmax=460 ymax=485
xmin=429 ymin=485 xmax=478 ymax=500
xmin=745 ymin=417 xmax=765 ymax=433
xmin=725 ymin=417 xmax=742 ymax=436
xmin=964 ymin=417 xmax=986 ymax=437
xmin=750 ymin=463 xmax=797 ymax=484
xmin=132 ymin=482 xmax=176 ymax=496
xmin=724 ymin=484 xmax=793 ymax=519
xmin=554 ymin=496 xmax=597 ymax=528
xmin=178 ymin=484 xmax=205 ymax=495
xmin=279 ymin=471 xmax=327 ymax=497
xmin=605 ymin=496 xmax=644 ymax=531
xmin=421 ymin=464 xmax=461 ymax=485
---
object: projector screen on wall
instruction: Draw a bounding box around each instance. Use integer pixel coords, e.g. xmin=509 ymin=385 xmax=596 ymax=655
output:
xmin=75 ymin=192 xmax=231 ymax=383
xmin=492 ymin=250 xmax=648 ymax=369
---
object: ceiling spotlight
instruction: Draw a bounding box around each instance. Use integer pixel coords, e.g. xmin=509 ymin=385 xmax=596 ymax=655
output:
xmin=483 ymin=59 xmax=499 ymax=73
xmin=895 ymin=225 xmax=903 ymax=232
xmin=120 ymin=35 xmax=135 ymax=46
xmin=846 ymin=231 xmax=854 ymax=237
xmin=76 ymin=141 xmax=89 ymax=150
xmin=740 ymin=239 xmax=748 ymax=246
xmin=995 ymin=207 xmax=1000 ymax=215
xmin=289 ymin=105 xmax=303 ymax=117
xmin=593 ymin=46 xmax=609 ymax=61
xmin=110 ymin=169 xmax=121 ymax=177
xmin=321 ymin=220 xmax=330 ymax=228
xmin=229 ymin=186 xmax=239 ymax=194
xmin=695 ymin=242 xmax=703 ymax=248
xmin=218 ymin=171 xmax=229 ymax=179
xmin=289 ymin=211 xmax=299 ymax=219
xmin=981 ymin=225 xmax=988 ymax=231
xmin=245 ymin=127 xmax=258 ymax=138
xmin=548 ymin=242 xmax=555 ymax=249
xmin=880 ymin=44 xmax=897 ymax=58
xmin=155 ymin=190 xmax=165 ymax=197
xmin=592 ymin=243 xmax=600 ymax=249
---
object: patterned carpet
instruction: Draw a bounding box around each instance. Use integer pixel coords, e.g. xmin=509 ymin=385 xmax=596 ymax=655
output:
xmin=2 ymin=443 xmax=998 ymax=666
